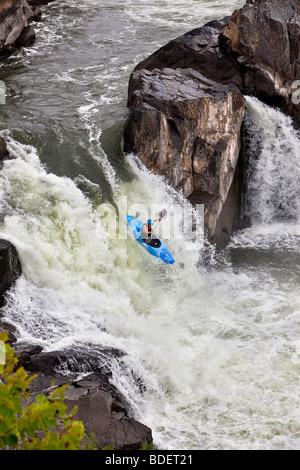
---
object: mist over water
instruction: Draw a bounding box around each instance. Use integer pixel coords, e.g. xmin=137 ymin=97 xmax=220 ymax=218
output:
xmin=1 ymin=0 xmax=300 ymax=450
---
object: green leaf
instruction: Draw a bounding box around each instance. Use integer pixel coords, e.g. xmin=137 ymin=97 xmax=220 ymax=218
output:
xmin=5 ymin=434 xmax=19 ymax=447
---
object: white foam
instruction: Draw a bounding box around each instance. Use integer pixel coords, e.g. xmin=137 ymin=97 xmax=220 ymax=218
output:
xmin=2 ymin=118 xmax=300 ymax=450
xmin=242 ymin=97 xmax=300 ymax=223
xmin=124 ymin=0 xmax=245 ymax=29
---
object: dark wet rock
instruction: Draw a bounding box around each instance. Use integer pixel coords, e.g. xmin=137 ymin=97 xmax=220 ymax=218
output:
xmin=0 ymin=333 xmax=153 ymax=449
xmin=27 ymin=0 xmax=54 ymax=5
xmin=64 ymin=377 xmax=152 ymax=450
xmin=0 ymin=136 xmax=15 ymax=169
xmin=134 ymin=17 xmax=243 ymax=89
xmin=124 ymin=19 xmax=246 ymax=247
xmin=0 ymin=318 xmax=18 ymax=343
xmin=0 ymin=239 xmax=22 ymax=305
xmin=0 ymin=137 xmax=9 ymax=165
xmin=220 ymin=0 xmax=300 ymax=127
xmin=20 ymin=346 xmax=124 ymax=379
xmin=17 ymin=346 xmax=153 ymax=450
xmin=14 ymin=342 xmax=43 ymax=362
xmin=0 ymin=0 xmax=42 ymax=58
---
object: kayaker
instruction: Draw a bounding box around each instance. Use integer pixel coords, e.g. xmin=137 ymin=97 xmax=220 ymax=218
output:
xmin=142 ymin=217 xmax=162 ymax=238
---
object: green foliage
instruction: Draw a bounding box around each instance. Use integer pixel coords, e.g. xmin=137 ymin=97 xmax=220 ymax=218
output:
xmin=140 ymin=441 xmax=154 ymax=450
xmin=0 ymin=331 xmax=88 ymax=450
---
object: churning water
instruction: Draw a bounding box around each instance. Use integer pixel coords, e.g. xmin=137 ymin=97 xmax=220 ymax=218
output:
xmin=1 ymin=0 xmax=300 ymax=450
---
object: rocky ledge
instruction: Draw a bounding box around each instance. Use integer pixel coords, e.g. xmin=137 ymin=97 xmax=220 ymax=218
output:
xmin=15 ymin=345 xmax=153 ymax=450
xmin=124 ymin=0 xmax=300 ymax=247
xmin=0 ymin=298 xmax=152 ymax=450
xmin=0 ymin=323 xmax=153 ymax=450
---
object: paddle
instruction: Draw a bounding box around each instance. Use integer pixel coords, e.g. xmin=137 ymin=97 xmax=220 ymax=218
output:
xmin=154 ymin=209 xmax=167 ymax=229
xmin=135 ymin=209 xmax=167 ymax=222
xmin=159 ymin=209 xmax=167 ymax=219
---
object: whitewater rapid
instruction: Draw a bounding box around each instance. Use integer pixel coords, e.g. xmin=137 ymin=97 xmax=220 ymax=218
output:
xmin=1 ymin=0 xmax=300 ymax=451
xmin=2 ymin=95 xmax=300 ymax=450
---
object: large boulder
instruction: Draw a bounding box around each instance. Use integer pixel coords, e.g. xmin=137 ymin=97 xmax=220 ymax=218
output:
xmin=64 ymin=378 xmax=152 ymax=450
xmin=134 ymin=1 xmax=300 ymax=127
xmin=134 ymin=18 xmax=242 ymax=89
xmin=220 ymin=0 xmax=300 ymax=126
xmin=124 ymin=0 xmax=300 ymax=247
xmin=124 ymin=67 xmax=245 ymax=246
xmin=0 ymin=0 xmax=42 ymax=58
xmin=19 ymin=347 xmax=153 ymax=450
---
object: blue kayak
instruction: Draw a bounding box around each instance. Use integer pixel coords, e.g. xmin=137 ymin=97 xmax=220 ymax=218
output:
xmin=127 ymin=215 xmax=175 ymax=264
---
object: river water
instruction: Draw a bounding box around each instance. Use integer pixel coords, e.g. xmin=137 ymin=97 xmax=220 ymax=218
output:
xmin=1 ymin=0 xmax=300 ymax=450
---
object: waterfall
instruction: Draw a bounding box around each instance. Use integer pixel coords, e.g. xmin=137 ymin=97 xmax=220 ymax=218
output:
xmin=242 ymin=97 xmax=300 ymax=224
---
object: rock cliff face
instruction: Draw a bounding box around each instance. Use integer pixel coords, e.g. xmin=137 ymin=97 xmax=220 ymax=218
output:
xmin=124 ymin=67 xmax=245 ymax=245
xmin=124 ymin=0 xmax=300 ymax=247
xmin=124 ymin=20 xmax=246 ymax=247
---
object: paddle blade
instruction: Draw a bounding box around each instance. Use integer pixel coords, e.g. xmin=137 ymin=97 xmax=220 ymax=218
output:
xmin=159 ymin=209 xmax=167 ymax=218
